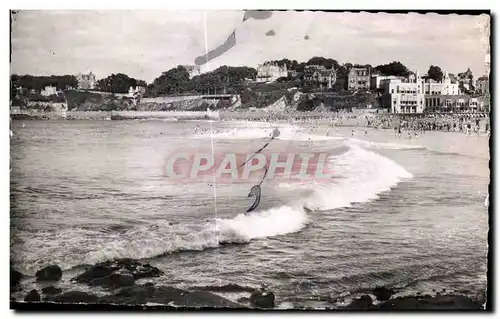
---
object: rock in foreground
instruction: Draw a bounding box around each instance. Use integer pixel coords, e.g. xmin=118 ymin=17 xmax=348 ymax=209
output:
xmin=43 ymin=284 xmax=245 ymax=308
xmin=10 ymin=268 xmax=23 ymax=288
xmin=377 ymin=294 xmax=484 ymax=310
xmin=72 ymin=259 xmax=163 ymax=288
xmin=41 ymin=286 xmax=63 ymax=295
xmin=343 ymin=293 xmax=484 ymax=310
xmin=45 ymin=291 xmax=100 ymax=304
xmin=249 ymin=290 xmax=275 ymax=308
xmin=373 ymin=286 xmax=395 ymax=301
xmin=344 ymin=295 xmax=374 ymax=310
xmin=35 ymin=265 xmax=62 ymax=282
xmin=24 ymin=290 xmax=41 ymax=302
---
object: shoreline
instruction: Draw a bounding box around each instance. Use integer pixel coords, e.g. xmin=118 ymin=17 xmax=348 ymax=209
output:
xmin=10 ymin=110 xmax=490 ymax=136
xmin=10 ymin=259 xmax=487 ymax=310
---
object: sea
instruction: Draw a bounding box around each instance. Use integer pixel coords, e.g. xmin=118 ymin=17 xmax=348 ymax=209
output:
xmin=10 ymin=119 xmax=490 ymax=307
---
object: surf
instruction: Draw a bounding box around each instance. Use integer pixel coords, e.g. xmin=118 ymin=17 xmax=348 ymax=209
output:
xmin=281 ymin=142 xmax=413 ymax=211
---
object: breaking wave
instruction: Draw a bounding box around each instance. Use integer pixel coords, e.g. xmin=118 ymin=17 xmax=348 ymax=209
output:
xmin=13 ymin=126 xmax=413 ymax=274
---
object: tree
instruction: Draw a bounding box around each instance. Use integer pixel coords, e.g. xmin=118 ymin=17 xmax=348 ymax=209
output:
xmin=343 ymin=63 xmax=353 ymax=71
xmin=306 ymin=57 xmax=339 ymax=70
xmin=146 ymin=65 xmax=257 ymax=97
xmin=11 ymin=74 xmax=78 ymax=92
xmin=427 ymin=65 xmax=444 ymax=82
xmin=373 ymin=61 xmax=410 ymax=77
xmin=97 ymin=73 xmax=146 ymax=93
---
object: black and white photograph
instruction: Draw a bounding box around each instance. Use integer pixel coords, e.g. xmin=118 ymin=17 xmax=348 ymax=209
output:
xmin=9 ymin=8 xmax=491 ymax=311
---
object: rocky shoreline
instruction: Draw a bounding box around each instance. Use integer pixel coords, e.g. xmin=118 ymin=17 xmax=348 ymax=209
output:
xmin=10 ymin=259 xmax=486 ymax=310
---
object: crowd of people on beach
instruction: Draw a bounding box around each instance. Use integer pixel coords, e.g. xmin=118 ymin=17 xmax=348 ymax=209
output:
xmin=196 ymin=111 xmax=490 ymax=139
xmin=372 ymin=113 xmax=490 ymax=137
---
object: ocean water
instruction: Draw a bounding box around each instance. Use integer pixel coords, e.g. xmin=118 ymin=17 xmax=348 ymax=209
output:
xmin=10 ymin=119 xmax=489 ymax=307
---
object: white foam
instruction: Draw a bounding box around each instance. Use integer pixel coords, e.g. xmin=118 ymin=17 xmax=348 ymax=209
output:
xmin=282 ymin=143 xmax=413 ymax=211
xmin=348 ymin=138 xmax=427 ymax=150
xmin=12 ymin=205 xmax=309 ymax=272
xmin=217 ymin=205 xmax=308 ymax=240
xmin=193 ymin=124 xmax=300 ymax=141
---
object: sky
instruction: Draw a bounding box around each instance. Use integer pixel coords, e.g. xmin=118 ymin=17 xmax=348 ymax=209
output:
xmin=10 ymin=10 xmax=490 ymax=83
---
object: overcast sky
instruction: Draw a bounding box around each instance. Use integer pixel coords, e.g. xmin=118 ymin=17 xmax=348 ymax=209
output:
xmin=10 ymin=10 xmax=490 ymax=82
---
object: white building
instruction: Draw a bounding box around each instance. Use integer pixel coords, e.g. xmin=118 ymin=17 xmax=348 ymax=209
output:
xmin=381 ymin=72 xmax=425 ymax=113
xmin=128 ymin=86 xmax=145 ymax=106
xmin=41 ymin=85 xmax=58 ymax=96
xmin=76 ymin=72 xmax=96 ymax=90
xmin=370 ymin=74 xmax=400 ymax=90
xmin=183 ymin=65 xmax=201 ymax=79
xmin=382 ymin=70 xmax=463 ymax=113
xmin=256 ymin=62 xmax=288 ymax=83
xmin=422 ymin=71 xmax=459 ymax=95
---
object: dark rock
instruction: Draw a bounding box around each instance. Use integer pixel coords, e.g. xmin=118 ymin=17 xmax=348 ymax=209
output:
xmin=41 ymin=286 xmax=62 ymax=295
xmin=191 ymin=284 xmax=257 ymax=293
xmin=148 ymin=286 xmax=189 ymax=304
xmin=132 ymin=264 xmax=163 ymax=280
xmin=376 ymin=294 xmax=483 ymax=310
xmin=35 ymin=265 xmax=62 ymax=282
xmin=237 ymin=297 xmax=250 ymax=303
xmin=175 ymin=291 xmax=244 ymax=308
xmin=249 ymin=290 xmax=275 ymax=308
xmin=47 ymin=291 xmax=99 ymax=304
xmin=24 ymin=289 xmax=40 ymax=302
xmin=344 ymin=295 xmax=374 ymax=310
xmin=74 ymin=265 xmax=115 ymax=284
xmin=99 ymin=285 xmax=188 ymax=306
xmin=99 ymin=285 xmax=153 ymax=305
xmin=373 ymin=286 xmax=394 ymax=301
xmin=101 ymin=285 xmax=243 ymax=308
xmin=73 ymin=259 xmax=163 ymax=287
xmin=90 ymin=272 xmax=135 ymax=288
xmin=10 ymin=269 xmax=23 ymax=288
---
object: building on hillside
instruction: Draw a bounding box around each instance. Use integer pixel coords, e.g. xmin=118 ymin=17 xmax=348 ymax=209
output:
xmin=183 ymin=65 xmax=201 ymax=79
xmin=256 ymin=62 xmax=288 ymax=83
xmin=476 ymin=76 xmax=489 ymax=95
xmin=424 ymin=95 xmax=487 ymax=112
xmin=370 ymin=74 xmax=401 ymax=90
xmin=457 ymin=68 xmax=474 ymax=93
xmin=348 ymin=67 xmax=371 ymax=91
xmin=380 ymin=72 xmax=425 ymax=113
xmin=303 ymin=65 xmax=337 ymax=89
xmin=422 ymin=71 xmax=459 ymax=95
xmin=381 ymin=70 xmax=470 ymax=113
xmin=40 ymin=85 xmax=58 ymax=96
xmin=128 ymin=86 xmax=146 ymax=106
xmin=76 ymin=72 xmax=96 ymax=90
xmin=10 ymin=106 xmax=21 ymax=114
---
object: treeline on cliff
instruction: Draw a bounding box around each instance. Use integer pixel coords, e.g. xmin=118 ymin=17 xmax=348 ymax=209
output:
xmin=96 ymin=73 xmax=147 ymax=93
xmin=143 ymin=59 xmax=411 ymax=96
xmin=145 ymin=65 xmax=257 ymax=97
xmin=10 ymin=74 xmax=78 ymax=93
